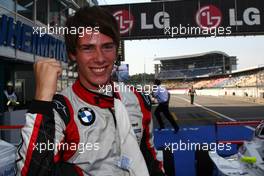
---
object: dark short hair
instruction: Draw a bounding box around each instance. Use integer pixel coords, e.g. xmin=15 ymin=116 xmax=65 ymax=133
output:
xmin=65 ymin=6 xmax=120 ymax=56
xmin=154 ymin=79 xmax=161 ymax=85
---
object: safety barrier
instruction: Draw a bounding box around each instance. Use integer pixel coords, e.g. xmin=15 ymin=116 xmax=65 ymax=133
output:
xmin=215 ymin=120 xmax=261 ymax=145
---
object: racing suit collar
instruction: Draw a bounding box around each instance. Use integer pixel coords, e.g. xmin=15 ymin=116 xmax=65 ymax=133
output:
xmin=72 ymin=79 xmax=117 ymax=108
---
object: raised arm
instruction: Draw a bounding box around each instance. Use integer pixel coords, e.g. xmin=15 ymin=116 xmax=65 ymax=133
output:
xmin=16 ymin=59 xmax=65 ymax=176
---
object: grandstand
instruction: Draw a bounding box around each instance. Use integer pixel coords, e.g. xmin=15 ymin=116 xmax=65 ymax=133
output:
xmin=153 ymin=51 xmax=264 ymax=98
xmin=162 ymin=65 xmax=264 ymax=90
xmin=154 ymin=51 xmax=237 ymax=80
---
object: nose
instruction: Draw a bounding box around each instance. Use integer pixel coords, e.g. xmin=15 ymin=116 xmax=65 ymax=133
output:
xmin=94 ymin=47 xmax=106 ymax=64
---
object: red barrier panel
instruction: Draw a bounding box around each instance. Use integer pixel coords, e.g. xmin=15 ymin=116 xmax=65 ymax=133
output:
xmin=217 ymin=140 xmax=244 ymax=145
xmin=216 ymin=120 xmax=262 ymax=126
xmin=0 ymin=125 xmax=23 ymax=129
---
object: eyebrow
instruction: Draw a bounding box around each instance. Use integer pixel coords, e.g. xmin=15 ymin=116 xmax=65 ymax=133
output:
xmin=78 ymin=42 xmax=115 ymax=48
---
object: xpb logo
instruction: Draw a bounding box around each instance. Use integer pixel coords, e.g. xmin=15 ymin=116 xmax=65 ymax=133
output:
xmin=113 ymin=10 xmax=134 ymax=34
xmin=196 ymin=5 xmax=222 ymax=29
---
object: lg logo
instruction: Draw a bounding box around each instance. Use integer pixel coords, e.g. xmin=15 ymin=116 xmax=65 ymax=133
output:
xmin=196 ymin=5 xmax=261 ymax=28
xmin=229 ymin=7 xmax=260 ymax=26
xmin=113 ymin=10 xmax=134 ymax=34
xmin=196 ymin=5 xmax=222 ymax=29
xmin=113 ymin=9 xmax=170 ymax=33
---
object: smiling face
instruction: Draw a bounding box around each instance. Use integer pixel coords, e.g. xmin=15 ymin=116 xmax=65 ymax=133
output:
xmin=70 ymin=32 xmax=117 ymax=90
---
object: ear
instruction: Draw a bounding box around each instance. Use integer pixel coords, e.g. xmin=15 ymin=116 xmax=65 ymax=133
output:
xmin=69 ymin=53 xmax=76 ymax=61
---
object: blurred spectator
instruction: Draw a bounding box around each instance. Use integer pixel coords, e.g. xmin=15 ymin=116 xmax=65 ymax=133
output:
xmin=188 ymin=86 xmax=197 ymax=105
xmin=3 ymin=81 xmax=19 ymax=112
xmin=116 ymin=64 xmax=129 ymax=83
xmin=153 ymin=79 xmax=179 ymax=133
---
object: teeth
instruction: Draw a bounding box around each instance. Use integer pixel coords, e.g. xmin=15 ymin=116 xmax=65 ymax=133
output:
xmin=93 ymin=68 xmax=105 ymax=73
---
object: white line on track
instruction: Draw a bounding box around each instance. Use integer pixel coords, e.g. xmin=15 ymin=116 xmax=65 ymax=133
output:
xmin=175 ymin=95 xmax=255 ymax=131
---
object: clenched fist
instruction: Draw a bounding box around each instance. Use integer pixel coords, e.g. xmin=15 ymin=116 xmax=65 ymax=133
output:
xmin=34 ymin=59 xmax=62 ymax=101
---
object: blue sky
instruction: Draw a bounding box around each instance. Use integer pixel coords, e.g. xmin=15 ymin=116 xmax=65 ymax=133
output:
xmin=98 ymin=0 xmax=264 ymax=75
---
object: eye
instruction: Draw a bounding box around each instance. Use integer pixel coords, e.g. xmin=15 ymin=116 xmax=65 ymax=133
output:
xmin=102 ymin=43 xmax=116 ymax=52
xmin=81 ymin=45 xmax=95 ymax=53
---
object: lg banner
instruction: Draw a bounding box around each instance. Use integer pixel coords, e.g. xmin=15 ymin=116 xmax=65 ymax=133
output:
xmin=102 ymin=0 xmax=264 ymax=39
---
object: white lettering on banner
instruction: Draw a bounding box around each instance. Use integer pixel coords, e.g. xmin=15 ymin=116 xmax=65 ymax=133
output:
xmin=154 ymin=12 xmax=170 ymax=29
xmin=141 ymin=13 xmax=153 ymax=29
xmin=141 ymin=11 xmax=170 ymax=29
xmin=229 ymin=7 xmax=261 ymax=26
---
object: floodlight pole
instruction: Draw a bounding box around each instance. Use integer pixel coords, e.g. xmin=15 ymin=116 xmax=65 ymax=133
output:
xmin=223 ymin=55 xmax=226 ymax=74
xmin=144 ymin=58 xmax=146 ymax=86
xmin=256 ymin=71 xmax=258 ymax=98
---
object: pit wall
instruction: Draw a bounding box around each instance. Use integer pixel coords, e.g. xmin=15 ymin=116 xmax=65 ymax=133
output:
xmin=169 ymin=87 xmax=264 ymax=99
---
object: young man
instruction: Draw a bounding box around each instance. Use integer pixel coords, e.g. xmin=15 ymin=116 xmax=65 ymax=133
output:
xmin=153 ymin=79 xmax=179 ymax=133
xmin=16 ymin=6 xmax=164 ymax=176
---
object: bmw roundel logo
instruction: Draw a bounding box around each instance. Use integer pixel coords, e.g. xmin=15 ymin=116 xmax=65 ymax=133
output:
xmin=78 ymin=107 xmax=96 ymax=126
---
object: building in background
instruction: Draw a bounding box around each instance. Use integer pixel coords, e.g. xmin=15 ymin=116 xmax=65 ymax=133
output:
xmin=154 ymin=51 xmax=237 ymax=80
xmin=0 ymin=0 xmax=97 ymax=111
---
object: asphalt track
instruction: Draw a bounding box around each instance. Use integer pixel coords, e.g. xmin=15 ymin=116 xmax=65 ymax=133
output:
xmin=152 ymin=94 xmax=264 ymax=129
